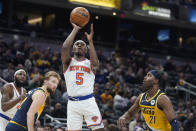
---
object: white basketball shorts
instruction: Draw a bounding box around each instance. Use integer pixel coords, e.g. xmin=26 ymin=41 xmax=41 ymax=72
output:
xmin=67 ymin=97 xmax=104 ymax=130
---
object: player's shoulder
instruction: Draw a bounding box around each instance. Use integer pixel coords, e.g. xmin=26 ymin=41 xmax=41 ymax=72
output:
xmin=32 ymin=89 xmax=46 ymax=100
xmin=138 ymin=93 xmax=145 ymax=99
xmin=2 ymin=83 xmax=13 ymax=91
xmin=136 ymin=93 xmax=144 ymax=103
xmin=157 ymin=94 xmax=171 ymax=106
xmin=0 ymin=83 xmax=14 ymax=96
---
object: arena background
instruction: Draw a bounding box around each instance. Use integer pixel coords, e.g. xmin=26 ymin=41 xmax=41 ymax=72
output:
xmin=0 ymin=0 xmax=196 ymax=130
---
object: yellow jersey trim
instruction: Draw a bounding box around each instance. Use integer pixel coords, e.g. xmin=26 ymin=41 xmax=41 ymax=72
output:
xmin=139 ymin=93 xmax=145 ymax=106
xmin=10 ymin=120 xmax=27 ymax=129
xmin=37 ymin=87 xmax=48 ymax=97
xmin=155 ymin=93 xmax=165 ymax=107
xmin=146 ymin=89 xmax=160 ymax=102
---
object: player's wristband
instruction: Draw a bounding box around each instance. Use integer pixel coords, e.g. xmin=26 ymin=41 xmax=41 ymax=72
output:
xmin=170 ymin=118 xmax=179 ymax=131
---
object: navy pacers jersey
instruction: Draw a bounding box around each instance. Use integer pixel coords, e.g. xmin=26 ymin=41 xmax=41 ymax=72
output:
xmin=11 ymin=88 xmax=46 ymax=129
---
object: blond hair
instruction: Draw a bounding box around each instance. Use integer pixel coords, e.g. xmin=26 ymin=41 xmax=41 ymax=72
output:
xmin=44 ymin=71 xmax=61 ymax=81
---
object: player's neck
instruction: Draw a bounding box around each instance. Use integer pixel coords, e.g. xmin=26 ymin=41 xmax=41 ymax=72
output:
xmin=13 ymin=82 xmax=21 ymax=90
xmin=40 ymin=86 xmax=50 ymax=96
xmin=74 ymin=55 xmax=85 ymax=61
xmin=146 ymin=85 xmax=159 ymax=99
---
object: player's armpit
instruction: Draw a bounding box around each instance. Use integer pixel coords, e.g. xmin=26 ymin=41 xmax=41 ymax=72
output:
xmin=157 ymin=95 xmax=176 ymax=122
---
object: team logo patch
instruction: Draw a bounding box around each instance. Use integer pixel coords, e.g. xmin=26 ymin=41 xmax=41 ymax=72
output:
xmin=91 ymin=116 xmax=98 ymax=122
xmin=151 ymin=100 xmax=155 ymax=105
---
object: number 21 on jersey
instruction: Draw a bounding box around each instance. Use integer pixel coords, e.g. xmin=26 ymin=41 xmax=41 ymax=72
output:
xmin=76 ymin=73 xmax=84 ymax=85
xmin=150 ymin=116 xmax=156 ymax=124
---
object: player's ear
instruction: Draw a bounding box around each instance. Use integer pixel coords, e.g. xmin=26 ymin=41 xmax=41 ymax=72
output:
xmin=43 ymin=79 xmax=47 ymax=85
xmin=154 ymin=79 xmax=159 ymax=84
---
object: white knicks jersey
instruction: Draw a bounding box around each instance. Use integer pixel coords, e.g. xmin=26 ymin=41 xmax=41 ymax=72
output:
xmin=64 ymin=58 xmax=95 ymax=97
xmin=0 ymin=83 xmax=24 ymax=118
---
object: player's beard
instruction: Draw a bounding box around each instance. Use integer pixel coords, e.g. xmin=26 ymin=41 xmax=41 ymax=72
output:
xmin=15 ymin=78 xmax=26 ymax=87
xmin=47 ymin=87 xmax=55 ymax=95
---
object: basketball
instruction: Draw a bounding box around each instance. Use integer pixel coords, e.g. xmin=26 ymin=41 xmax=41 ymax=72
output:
xmin=70 ymin=7 xmax=90 ymax=27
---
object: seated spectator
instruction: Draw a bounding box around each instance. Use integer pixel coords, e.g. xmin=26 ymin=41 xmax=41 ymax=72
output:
xmin=94 ymin=83 xmax=102 ymax=104
xmin=113 ymin=91 xmax=127 ymax=110
xmin=102 ymin=119 xmax=109 ymax=131
xmin=55 ymin=127 xmax=64 ymax=131
xmin=44 ymin=124 xmax=53 ymax=131
xmin=2 ymin=63 xmax=14 ymax=82
xmin=177 ymin=102 xmax=186 ymax=122
xmin=101 ymin=89 xmax=113 ymax=104
xmin=51 ymin=103 xmax=66 ymax=118
xmin=183 ymin=112 xmax=194 ymax=131
xmin=36 ymin=126 xmax=44 ymax=131
xmin=108 ymin=124 xmax=118 ymax=131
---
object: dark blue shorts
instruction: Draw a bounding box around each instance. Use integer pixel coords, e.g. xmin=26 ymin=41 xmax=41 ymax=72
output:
xmin=6 ymin=122 xmax=27 ymax=131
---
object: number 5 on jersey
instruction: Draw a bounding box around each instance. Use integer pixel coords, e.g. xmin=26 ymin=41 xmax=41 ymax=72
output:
xmin=76 ymin=73 xmax=84 ymax=85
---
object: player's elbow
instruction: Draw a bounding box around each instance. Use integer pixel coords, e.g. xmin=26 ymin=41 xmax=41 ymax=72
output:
xmin=27 ymin=111 xmax=34 ymax=119
xmin=92 ymin=62 xmax=99 ymax=69
xmin=2 ymin=104 xmax=8 ymax=112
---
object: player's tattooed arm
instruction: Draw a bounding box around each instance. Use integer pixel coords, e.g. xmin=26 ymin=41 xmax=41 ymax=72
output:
xmin=1 ymin=83 xmax=20 ymax=112
xmin=85 ymin=24 xmax=99 ymax=73
xmin=61 ymin=23 xmax=81 ymax=73
xmin=157 ymin=95 xmax=176 ymax=122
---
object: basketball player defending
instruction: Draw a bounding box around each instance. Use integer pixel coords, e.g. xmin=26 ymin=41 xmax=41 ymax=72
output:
xmin=0 ymin=69 xmax=27 ymax=131
xmin=118 ymin=70 xmax=179 ymax=131
xmin=6 ymin=71 xmax=61 ymax=131
xmin=61 ymin=23 xmax=104 ymax=130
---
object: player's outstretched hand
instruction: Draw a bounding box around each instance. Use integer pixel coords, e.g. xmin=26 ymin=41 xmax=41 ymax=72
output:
xmin=71 ymin=23 xmax=82 ymax=30
xmin=85 ymin=23 xmax=94 ymax=42
xmin=117 ymin=116 xmax=127 ymax=128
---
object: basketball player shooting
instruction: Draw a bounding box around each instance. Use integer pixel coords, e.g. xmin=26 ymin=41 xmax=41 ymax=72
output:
xmin=118 ymin=70 xmax=179 ymax=131
xmin=61 ymin=23 xmax=104 ymax=130
xmin=0 ymin=69 xmax=27 ymax=131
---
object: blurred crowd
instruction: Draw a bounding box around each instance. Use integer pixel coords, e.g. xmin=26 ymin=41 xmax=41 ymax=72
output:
xmin=0 ymin=34 xmax=196 ymax=131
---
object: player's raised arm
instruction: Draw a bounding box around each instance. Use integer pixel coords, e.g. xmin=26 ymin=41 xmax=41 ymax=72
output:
xmin=158 ymin=95 xmax=179 ymax=131
xmin=117 ymin=94 xmax=142 ymax=128
xmin=1 ymin=84 xmax=26 ymax=112
xmin=85 ymin=24 xmax=99 ymax=73
xmin=27 ymin=91 xmax=46 ymax=131
xmin=61 ymin=23 xmax=81 ymax=72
